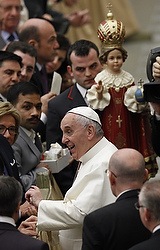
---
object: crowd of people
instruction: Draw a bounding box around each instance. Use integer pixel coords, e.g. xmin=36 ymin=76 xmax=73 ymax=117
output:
xmin=0 ymin=0 xmax=160 ymax=250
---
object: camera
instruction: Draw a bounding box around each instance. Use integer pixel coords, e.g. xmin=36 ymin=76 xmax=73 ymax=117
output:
xmin=143 ymin=47 xmax=160 ymax=102
xmin=143 ymin=81 xmax=160 ymax=102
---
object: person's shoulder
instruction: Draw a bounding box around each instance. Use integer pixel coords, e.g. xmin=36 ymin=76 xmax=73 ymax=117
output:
xmin=49 ymin=85 xmax=74 ymax=105
xmin=86 ymin=202 xmax=116 ymax=221
xmin=17 ymin=231 xmax=49 ymax=249
xmin=128 ymin=240 xmax=150 ymax=250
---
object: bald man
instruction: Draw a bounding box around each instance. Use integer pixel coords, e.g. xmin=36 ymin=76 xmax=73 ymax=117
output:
xmin=82 ymin=148 xmax=151 ymax=250
xmin=18 ymin=18 xmax=59 ymax=141
xmin=19 ymin=18 xmax=59 ymax=95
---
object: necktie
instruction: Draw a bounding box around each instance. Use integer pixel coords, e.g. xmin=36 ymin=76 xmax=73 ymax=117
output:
xmin=8 ymin=34 xmax=15 ymax=42
xmin=85 ymin=90 xmax=89 ymax=105
xmin=40 ymin=67 xmax=49 ymax=94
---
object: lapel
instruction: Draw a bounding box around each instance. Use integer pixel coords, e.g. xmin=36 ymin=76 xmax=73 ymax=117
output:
xmin=0 ymin=37 xmax=6 ymax=50
xmin=19 ymin=127 xmax=42 ymax=158
xmin=67 ymin=84 xmax=87 ymax=108
xmin=152 ymin=229 xmax=160 ymax=238
xmin=31 ymin=65 xmax=45 ymax=96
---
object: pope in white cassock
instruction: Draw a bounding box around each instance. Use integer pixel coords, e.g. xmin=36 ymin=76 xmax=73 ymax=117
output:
xmin=25 ymin=106 xmax=117 ymax=250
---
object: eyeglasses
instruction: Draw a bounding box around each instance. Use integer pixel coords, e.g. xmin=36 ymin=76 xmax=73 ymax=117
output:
xmin=0 ymin=125 xmax=18 ymax=136
xmin=21 ymin=65 xmax=34 ymax=74
xmin=105 ymin=169 xmax=117 ymax=178
xmin=135 ymin=202 xmax=144 ymax=210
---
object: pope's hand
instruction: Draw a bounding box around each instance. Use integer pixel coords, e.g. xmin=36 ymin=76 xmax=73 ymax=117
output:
xmin=25 ymin=186 xmax=43 ymax=208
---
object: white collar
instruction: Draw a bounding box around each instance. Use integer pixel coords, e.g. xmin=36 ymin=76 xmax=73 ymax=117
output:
xmin=0 ymin=93 xmax=7 ymax=102
xmin=36 ymin=62 xmax=43 ymax=71
xmin=79 ymin=137 xmax=105 ymax=165
xmin=76 ymin=83 xmax=88 ymax=99
xmin=153 ymin=224 xmax=160 ymax=233
xmin=0 ymin=216 xmax=16 ymax=226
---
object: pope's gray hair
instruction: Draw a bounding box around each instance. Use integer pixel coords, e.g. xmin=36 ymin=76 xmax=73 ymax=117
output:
xmin=75 ymin=114 xmax=103 ymax=137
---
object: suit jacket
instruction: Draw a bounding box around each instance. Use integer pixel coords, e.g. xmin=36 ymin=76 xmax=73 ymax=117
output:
xmin=0 ymin=134 xmax=19 ymax=180
xmin=0 ymin=31 xmax=19 ymax=50
xmin=46 ymin=84 xmax=87 ymax=195
xmin=150 ymin=114 xmax=160 ymax=156
xmin=82 ymin=189 xmax=151 ymax=250
xmin=30 ymin=65 xmax=49 ymax=142
xmin=129 ymin=229 xmax=160 ymax=250
xmin=31 ymin=65 xmax=48 ymax=96
xmin=0 ymin=36 xmax=6 ymax=50
xmin=0 ymin=222 xmax=49 ymax=250
xmin=12 ymin=127 xmax=43 ymax=191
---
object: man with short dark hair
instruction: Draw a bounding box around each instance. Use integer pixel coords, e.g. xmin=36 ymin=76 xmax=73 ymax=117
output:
xmin=0 ymin=50 xmax=22 ymax=101
xmin=0 ymin=175 xmax=49 ymax=250
xmin=7 ymin=81 xmax=46 ymax=191
xmin=6 ymin=40 xmax=37 ymax=82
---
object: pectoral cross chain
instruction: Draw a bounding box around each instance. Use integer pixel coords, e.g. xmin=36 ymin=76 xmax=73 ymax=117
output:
xmin=116 ymin=115 xmax=122 ymax=128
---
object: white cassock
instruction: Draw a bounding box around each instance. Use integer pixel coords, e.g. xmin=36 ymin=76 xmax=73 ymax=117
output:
xmin=37 ymin=137 xmax=117 ymax=250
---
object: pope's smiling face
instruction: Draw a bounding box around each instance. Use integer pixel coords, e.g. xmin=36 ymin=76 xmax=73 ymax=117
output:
xmin=61 ymin=113 xmax=90 ymax=161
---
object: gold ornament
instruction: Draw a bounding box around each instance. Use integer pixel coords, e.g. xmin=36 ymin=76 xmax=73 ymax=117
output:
xmin=97 ymin=3 xmax=126 ymax=59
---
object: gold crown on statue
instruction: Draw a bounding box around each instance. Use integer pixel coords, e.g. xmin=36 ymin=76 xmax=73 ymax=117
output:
xmin=97 ymin=4 xmax=126 ymax=57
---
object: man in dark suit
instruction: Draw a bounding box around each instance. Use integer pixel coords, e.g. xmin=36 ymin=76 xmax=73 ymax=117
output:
xmin=0 ymin=0 xmax=21 ymax=49
xmin=19 ymin=18 xmax=59 ymax=96
xmin=0 ymin=50 xmax=22 ymax=102
xmin=0 ymin=175 xmax=49 ymax=250
xmin=46 ymin=39 xmax=103 ymax=195
xmin=19 ymin=18 xmax=59 ymax=142
xmin=82 ymin=148 xmax=151 ymax=250
xmin=129 ymin=180 xmax=160 ymax=250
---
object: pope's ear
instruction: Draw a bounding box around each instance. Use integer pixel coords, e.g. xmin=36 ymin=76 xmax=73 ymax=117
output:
xmin=87 ymin=125 xmax=95 ymax=140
